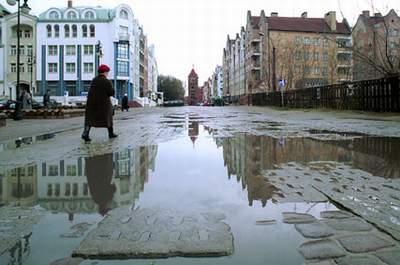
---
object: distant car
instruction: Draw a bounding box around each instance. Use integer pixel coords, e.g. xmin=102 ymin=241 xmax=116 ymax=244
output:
xmin=163 ymin=100 xmax=184 ymax=107
xmin=0 ymin=99 xmax=16 ymax=110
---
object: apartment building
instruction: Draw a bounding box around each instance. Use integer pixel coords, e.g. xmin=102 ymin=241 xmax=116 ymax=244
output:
xmin=352 ymin=10 xmax=400 ymax=80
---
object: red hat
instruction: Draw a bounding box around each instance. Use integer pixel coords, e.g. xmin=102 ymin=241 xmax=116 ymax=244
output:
xmin=98 ymin=64 xmax=110 ymax=73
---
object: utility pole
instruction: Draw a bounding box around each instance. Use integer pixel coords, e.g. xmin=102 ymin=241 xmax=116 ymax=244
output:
xmin=272 ymin=47 xmax=277 ymax=92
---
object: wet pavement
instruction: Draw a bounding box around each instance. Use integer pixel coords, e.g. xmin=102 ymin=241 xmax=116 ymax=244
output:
xmin=0 ymin=106 xmax=400 ymax=265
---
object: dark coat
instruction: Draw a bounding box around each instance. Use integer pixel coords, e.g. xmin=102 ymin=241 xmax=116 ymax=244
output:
xmin=85 ymin=154 xmax=116 ymax=216
xmin=85 ymin=75 xmax=115 ymax=128
xmin=122 ymin=95 xmax=129 ymax=109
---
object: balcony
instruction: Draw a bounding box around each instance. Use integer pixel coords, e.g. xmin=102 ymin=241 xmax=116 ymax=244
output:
xmin=118 ymin=33 xmax=130 ymax=41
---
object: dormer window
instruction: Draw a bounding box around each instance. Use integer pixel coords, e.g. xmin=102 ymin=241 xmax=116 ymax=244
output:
xmin=84 ymin=11 xmax=95 ymax=20
xmin=67 ymin=11 xmax=77 ymax=20
xmin=120 ymin=9 xmax=129 ymax=20
xmin=49 ymin=11 xmax=60 ymax=19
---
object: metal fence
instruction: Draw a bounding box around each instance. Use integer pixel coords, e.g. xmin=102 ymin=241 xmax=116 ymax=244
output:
xmin=252 ymin=76 xmax=400 ymax=112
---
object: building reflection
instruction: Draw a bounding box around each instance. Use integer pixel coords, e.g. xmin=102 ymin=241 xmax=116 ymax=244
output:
xmin=219 ymin=134 xmax=400 ymax=207
xmin=188 ymin=121 xmax=199 ymax=145
xmin=0 ymin=145 xmax=158 ymax=217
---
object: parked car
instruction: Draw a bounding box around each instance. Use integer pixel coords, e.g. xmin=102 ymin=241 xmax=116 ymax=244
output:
xmin=0 ymin=99 xmax=16 ymax=110
xmin=163 ymin=100 xmax=184 ymax=107
xmin=31 ymin=99 xmax=61 ymax=109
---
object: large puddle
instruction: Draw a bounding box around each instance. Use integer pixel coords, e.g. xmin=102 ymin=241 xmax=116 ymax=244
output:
xmin=1 ymin=119 xmax=400 ymax=264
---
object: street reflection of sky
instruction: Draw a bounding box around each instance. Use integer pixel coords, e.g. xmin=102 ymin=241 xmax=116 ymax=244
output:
xmin=6 ymin=122 xmax=400 ymax=264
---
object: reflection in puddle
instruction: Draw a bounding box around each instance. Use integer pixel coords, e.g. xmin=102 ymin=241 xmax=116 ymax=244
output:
xmin=1 ymin=125 xmax=399 ymax=264
xmin=0 ymin=133 xmax=56 ymax=152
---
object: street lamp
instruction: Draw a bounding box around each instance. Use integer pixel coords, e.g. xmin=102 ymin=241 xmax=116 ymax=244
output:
xmin=7 ymin=0 xmax=30 ymax=120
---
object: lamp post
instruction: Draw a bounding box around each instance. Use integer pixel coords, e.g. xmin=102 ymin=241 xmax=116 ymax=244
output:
xmin=7 ymin=0 xmax=30 ymax=120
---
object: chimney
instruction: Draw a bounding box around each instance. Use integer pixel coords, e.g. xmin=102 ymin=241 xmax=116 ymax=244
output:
xmin=324 ymin=11 xmax=337 ymax=31
xmin=271 ymin=12 xmax=278 ymax=17
xmin=301 ymin=12 xmax=308 ymax=18
xmin=362 ymin=10 xmax=370 ymax=18
xmin=68 ymin=0 xmax=73 ymax=8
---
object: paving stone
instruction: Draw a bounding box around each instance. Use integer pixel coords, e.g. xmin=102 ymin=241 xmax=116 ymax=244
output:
xmin=335 ymin=256 xmax=385 ymax=265
xmin=304 ymin=261 xmax=336 ymax=265
xmin=50 ymin=257 xmax=84 ymax=265
xmin=374 ymin=248 xmax=400 ymax=265
xmin=73 ymin=207 xmax=234 ymax=259
xmin=298 ymin=239 xmax=346 ymax=260
xmin=283 ymin=212 xmax=317 ymax=224
xmin=323 ymin=217 xmax=373 ymax=232
xmin=295 ymin=222 xmax=335 ymax=238
xmin=320 ymin=210 xmax=353 ymax=219
xmin=338 ymin=234 xmax=395 ymax=253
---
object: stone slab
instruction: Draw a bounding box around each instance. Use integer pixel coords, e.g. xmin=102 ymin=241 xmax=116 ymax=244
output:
xmin=283 ymin=212 xmax=317 ymax=224
xmin=298 ymin=239 xmax=346 ymax=260
xmin=335 ymin=256 xmax=385 ymax=265
xmin=73 ymin=207 xmax=234 ymax=259
xmin=320 ymin=210 xmax=353 ymax=219
xmin=323 ymin=217 xmax=373 ymax=232
xmin=374 ymin=248 xmax=400 ymax=265
xmin=338 ymin=234 xmax=395 ymax=253
xmin=295 ymin=222 xmax=335 ymax=238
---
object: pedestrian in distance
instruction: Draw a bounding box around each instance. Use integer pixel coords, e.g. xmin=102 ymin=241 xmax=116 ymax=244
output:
xmin=43 ymin=89 xmax=50 ymax=108
xmin=81 ymin=64 xmax=118 ymax=143
xmin=122 ymin=93 xmax=129 ymax=111
xmin=21 ymin=89 xmax=32 ymax=110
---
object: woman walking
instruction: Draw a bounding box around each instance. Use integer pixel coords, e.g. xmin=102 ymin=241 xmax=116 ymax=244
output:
xmin=82 ymin=64 xmax=118 ymax=143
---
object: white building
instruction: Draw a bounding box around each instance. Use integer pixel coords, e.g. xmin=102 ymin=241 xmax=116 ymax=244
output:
xmin=212 ymin=65 xmax=223 ymax=98
xmin=147 ymin=44 xmax=158 ymax=100
xmin=36 ymin=1 xmax=143 ymax=102
xmin=0 ymin=5 xmax=10 ymax=97
xmin=1 ymin=3 xmax=36 ymax=100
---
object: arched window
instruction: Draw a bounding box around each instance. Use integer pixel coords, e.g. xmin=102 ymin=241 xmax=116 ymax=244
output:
xmin=82 ymin=25 xmax=88 ymax=38
xmin=47 ymin=25 xmax=52 ymax=38
xmin=89 ymin=25 xmax=95 ymax=37
xmin=67 ymin=11 xmax=77 ymax=20
xmin=84 ymin=11 xmax=94 ymax=20
xmin=49 ymin=11 xmax=59 ymax=19
xmin=72 ymin=25 xmax=77 ymax=38
xmin=54 ymin=25 xmax=59 ymax=38
xmin=64 ymin=25 xmax=70 ymax=38
xmin=120 ymin=9 xmax=128 ymax=20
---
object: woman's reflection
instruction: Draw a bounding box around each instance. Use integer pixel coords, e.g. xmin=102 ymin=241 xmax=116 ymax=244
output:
xmin=85 ymin=154 xmax=116 ymax=216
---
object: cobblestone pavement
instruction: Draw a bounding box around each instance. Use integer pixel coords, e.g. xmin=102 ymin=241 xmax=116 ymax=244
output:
xmin=1 ymin=106 xmax=400 ymax=265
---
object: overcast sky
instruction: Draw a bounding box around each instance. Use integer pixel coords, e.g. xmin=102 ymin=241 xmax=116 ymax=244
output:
xmin=2 ymin=0 xmax=400 ymax=86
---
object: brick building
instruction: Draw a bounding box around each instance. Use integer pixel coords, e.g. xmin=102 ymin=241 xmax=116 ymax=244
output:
xmin=187 ymin=68 xmax=199 ymax=105
xmin=352 ymin=10 xmax=400 ymax=81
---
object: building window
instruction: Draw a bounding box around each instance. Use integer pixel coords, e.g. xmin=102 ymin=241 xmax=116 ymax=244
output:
xmin=83 ymin=63 xmax=94 ymax=73
xmin=19 ymin=46 xmax=25 ymax=55
xmin=54 ymin=25 xmax=60 ymax=38
xmin=389 ymin=29 xmax=399 ymax=37
xmin=338 ymin=67 xmax=350 ymax=75
xmin=64 ymin=25 xmax=70 ymax=38
xmin=11 ymin=63 xmax=17 ymax=73
xmin=48 ymin=165 xmax=59 ymax=176
xmin=84 ymin=11 xmax=95 ymax=20
xmin=294 ymin=36 xmax=301 ymax=45
xmin=118 ymin=43 xmax=129 ymax=59
xmin=304 ymin=66 xmax=311 ymax=74
xmin=322 ymin=67 xmax=328 ymax=76
xmin=314 ymin=67 xmax=320 ymax=75
xmin=10 ymin=45 xmax=17 ymax=56
xmin=28 ymin=64 xmax=33 ymax=73
xmin=66 ymin=63 xmax=76 ymax=73
xmin=89 ymin=25 xmax=95 ymax=37
xmin=67 ymin=11 xmax=77 ymax=20
xmin=314 ymin=38 xmax=321 ymax=46
xmin=49 ymin=11 xmax=59 ymax=19
xmin=66 ymin=45 xmax=76 ymax=56
xmin=303 ymin=51 xmax=310 ymax=61
xmin=303 ymin=37 xmax=311 ymax=46
xmin=120 ymin=9 xmax=129 ymax=19
xmin=72 ymin=25 xmax=77 ymax=38
xmin=48 ymin=45 xmax=58 ymax=56
xmin=65 ymin=183 xmax=71 ymax=196
xmin=73 ymin=183 xmax=78 ymax=196
xmin=66 ymin=165 xmax=77 ymax=176
xmin=117 ymin=61 xmax=129 ymax=76
xmin=313 ymin=52 xmax=319 ymax=61
xmin=323 ymin=38 xmax=330 ymax=48
xmin=323 ymin=51 xmax=329 ymax=62
xmin=24 ymin=30 xmax=32 ymax=38
xmin=47 ymin=24 xmax=52 ymax=38
xmin=82 ymin=25 xmax=88 ymax=37
xmin=19 ymin=63 xmax=25 ymax=73
xmin=55 ymin=183 xmax=60 ymax=197
xmin=27 ymin=45 xmax=33 ymax=56
xmin=47 ymin=184 xmax=53 ymax=197
xmin=83 ymin=45 xmax=93 ymax=55
xmin=83 ymin=183 xmax=88 ymax=196
xmin=48 ymin=63 xmax=58 ymax=73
